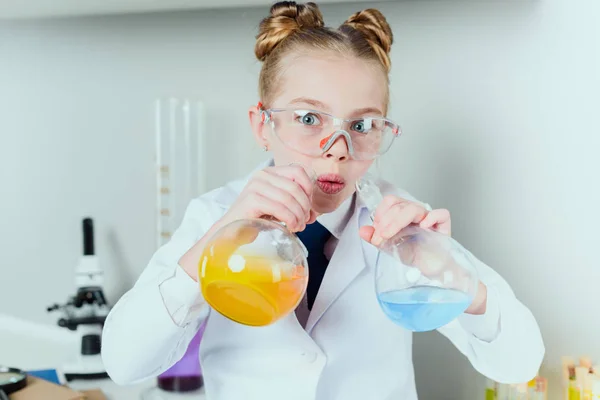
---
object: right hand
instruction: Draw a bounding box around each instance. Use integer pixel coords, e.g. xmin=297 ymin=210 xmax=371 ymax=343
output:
xmin=179 ymin=165 xmax=316 ymax=280
xmin=217 ymin=164 xmax=318 ymax=233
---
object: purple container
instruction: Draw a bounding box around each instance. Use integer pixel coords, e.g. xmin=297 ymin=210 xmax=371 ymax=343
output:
xmin=157 ymin=323 xmax=205 ymax=392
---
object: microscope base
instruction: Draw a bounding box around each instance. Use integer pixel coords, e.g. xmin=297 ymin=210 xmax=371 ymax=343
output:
xmin=63 ymin=354 xmax=108 ymax=382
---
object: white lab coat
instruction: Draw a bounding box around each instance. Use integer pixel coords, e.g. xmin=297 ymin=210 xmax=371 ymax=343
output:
xmin=101 ymin=158 xmax=544 ymax=400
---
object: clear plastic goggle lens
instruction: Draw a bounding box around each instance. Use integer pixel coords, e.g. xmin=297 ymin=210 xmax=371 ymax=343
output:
xmin=263 ymin=109 xmax=399 ymax=160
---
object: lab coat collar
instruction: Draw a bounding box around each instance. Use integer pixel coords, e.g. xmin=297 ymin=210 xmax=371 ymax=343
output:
xmin=316 ymin=196 xmax=353 ymax=240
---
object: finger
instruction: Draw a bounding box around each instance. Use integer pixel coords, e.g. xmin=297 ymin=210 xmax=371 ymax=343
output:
xmin=359 ymin=225 xmax=375 ymax=243
xmin=268 ymin=165 xmax=314 ymax=200
xmin=375 ymin=206 xmax=408 ymax=240
xmin=256 ymin=170 xmax=311 ymax=220
xmin=371 ymin=196 xmax=405 ymax=246
xmin=373 ymin=195 xmax=403 ymax=224
xmin=419 ymin=209 xmax=451 ymax=235
xmin=409 ymin=203 xmax=428 ymax=224
xmin=252 ymin=193 xmax=303 ymax=232
xmin=307 ymin=209 xmax=319 ymax=225
xmin=419 ymin=209 xmax=449 ymax=228
xmin=248 ymin=181 xmax=307 ymax=231
xmin=436 ymin=219 xmax=451 ymax=236
xmin=376 ymin=203 xmax=427 ymax=239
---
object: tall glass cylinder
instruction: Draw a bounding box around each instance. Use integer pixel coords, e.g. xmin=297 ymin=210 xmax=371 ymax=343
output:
xmin=150 ymin=97 xmax=207 ymax=398
xmin=155 ymin=97 xmax=207 ymax=248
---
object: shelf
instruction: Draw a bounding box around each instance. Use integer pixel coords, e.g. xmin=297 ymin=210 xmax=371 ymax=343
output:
xmin=0 ymin=0 xmax=390 ymax=20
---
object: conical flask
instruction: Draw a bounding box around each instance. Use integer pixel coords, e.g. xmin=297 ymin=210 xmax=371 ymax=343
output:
xmin=356 ymin=174 xmax=479 ymax=332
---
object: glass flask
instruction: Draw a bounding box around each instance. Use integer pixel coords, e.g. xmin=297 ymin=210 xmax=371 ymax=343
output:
xmin=156 ymin=323 xmax=204 ymax=392
xmin=198 ymin=218 xmax=309 ymax=326
xmin=141 ymin=324 xmax=206 ymax=399
xmin=355 ymin=174 xmax=480 ymax=332
xmin=198 ymin=163 xmax=314 ymax=327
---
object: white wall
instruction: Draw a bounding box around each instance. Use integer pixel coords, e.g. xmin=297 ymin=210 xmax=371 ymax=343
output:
xmin=1 ymin=0 xmax=598 ymax=398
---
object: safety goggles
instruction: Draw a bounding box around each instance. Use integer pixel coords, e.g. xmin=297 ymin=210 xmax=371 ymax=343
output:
xmin=259 ymin=103 xmax=401 ymax=161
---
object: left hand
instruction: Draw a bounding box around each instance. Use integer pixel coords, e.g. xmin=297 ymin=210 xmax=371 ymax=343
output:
xmin=359 ymin=195 xmax=487 ymax=315
xmin=358 ymin=195 xmax=451 ymax=247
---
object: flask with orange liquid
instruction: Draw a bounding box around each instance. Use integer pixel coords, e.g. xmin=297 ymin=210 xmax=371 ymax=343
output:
xmin=198 ymin=218 xmax=309 ymax=326
xmin=198 ymin=164 xmax=314 ymax=326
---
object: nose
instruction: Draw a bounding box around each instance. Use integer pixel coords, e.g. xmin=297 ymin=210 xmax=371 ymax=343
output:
xmin=322 ymin=131 xmax=350 ymax=162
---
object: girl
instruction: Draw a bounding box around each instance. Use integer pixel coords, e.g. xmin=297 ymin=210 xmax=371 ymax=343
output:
xmin=101 ymin=2 xmax=544 ymax=399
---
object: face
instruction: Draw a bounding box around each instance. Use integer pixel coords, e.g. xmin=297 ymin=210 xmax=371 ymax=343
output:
xmin=249 ymin=52 xmax=388 ymax=214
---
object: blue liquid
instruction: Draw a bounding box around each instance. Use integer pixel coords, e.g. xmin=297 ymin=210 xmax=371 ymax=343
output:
xmin=377 ymin=286 xmax=472 ymax=332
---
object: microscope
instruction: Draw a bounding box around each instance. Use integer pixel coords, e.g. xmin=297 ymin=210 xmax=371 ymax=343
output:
xmin=47 ymin=217 xmax=111 ymax=381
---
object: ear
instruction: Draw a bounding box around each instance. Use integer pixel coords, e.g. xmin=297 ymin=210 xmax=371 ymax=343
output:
xmin=248 ymin=104 xmax=269 ymax=150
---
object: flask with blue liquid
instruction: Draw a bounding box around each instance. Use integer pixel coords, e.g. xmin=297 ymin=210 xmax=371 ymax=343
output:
xmin=355 ymin=175 xmax=480 ymax=332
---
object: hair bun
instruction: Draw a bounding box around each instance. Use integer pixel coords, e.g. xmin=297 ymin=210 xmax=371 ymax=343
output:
xmin=255 ymin=1 xmax=324 ymax=62
xmin=343 ymin=9 xmax=393 ymax=71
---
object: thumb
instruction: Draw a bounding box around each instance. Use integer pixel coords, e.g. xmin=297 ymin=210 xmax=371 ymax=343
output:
xmin=359 ymin=225 xmax=375 ymax=243
xmin=307 ymin=210 xmax=319 ymax=225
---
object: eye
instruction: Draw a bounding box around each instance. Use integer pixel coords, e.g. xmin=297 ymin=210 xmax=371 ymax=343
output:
xmin=295 ymin=111 xmax=321 ymax=126
xmin=300 ymin=113 xmax=319 ymax=125
xmin=351 ymin=119 xmax=372 ymax=133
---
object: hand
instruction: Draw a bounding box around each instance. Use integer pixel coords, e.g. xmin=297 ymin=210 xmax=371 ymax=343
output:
xmin=217 ymin=164 xmax=318 ymax=233
xmin=179 ymin=165 xmax=317 ymax=281
xmin=359 ymin=195 xmax=451 ymax=247
xmin=357 ymin=195 xmax=488 ymax=316
xmin=466 ymin=281 xmax=488 ymax=315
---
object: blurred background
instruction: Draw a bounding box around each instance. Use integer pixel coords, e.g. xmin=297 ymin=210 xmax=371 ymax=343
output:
xmin=1 ymin=0 xmax=598 ymax=399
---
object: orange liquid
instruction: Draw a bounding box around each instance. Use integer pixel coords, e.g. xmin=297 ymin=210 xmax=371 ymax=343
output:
xmin=199 ymin=238 xmax=308 ymax=326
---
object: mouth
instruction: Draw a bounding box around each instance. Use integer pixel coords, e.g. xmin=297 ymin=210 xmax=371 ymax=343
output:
xmin=316 ymin=174 xmax=346 ymax=195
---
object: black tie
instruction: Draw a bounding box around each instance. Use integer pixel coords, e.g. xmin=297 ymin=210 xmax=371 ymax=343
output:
xmin=296 ymin=221 xmax=332 ymax=310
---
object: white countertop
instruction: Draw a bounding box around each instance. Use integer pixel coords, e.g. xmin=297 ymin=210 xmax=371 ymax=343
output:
xmin=69 ymin=378 xmax=207 ymax=400
xmin=0 ymin=313 xmax=207 ymax=399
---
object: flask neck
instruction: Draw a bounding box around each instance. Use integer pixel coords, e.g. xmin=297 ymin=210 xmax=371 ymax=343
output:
xmin=355 ymin=173 xmax=384 ymax=222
